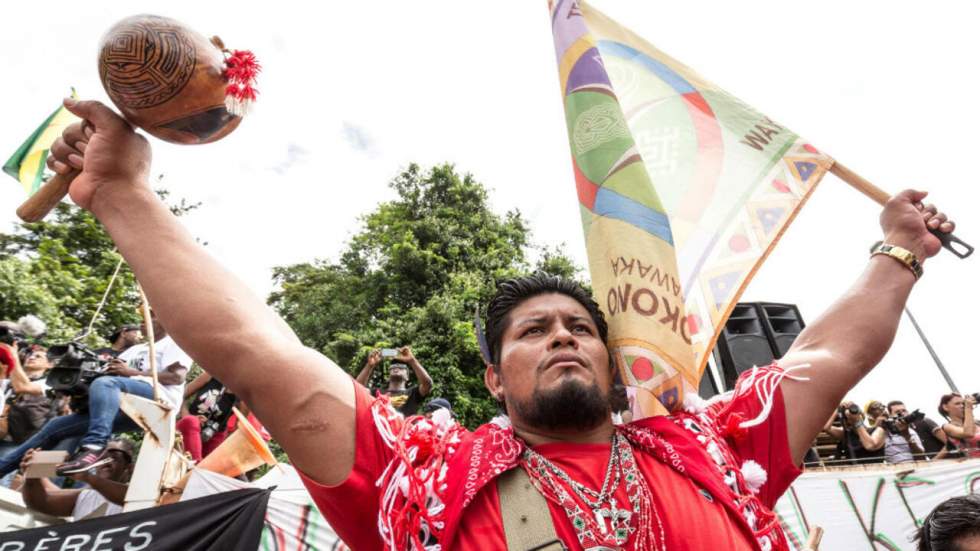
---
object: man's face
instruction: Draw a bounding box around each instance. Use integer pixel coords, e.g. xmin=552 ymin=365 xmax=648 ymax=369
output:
xmin=121 ymin=328 xmax=142 ymax=347
xmin=23 ymin=348 xmax=51 ymax=371
xmin=96 ymin=449 xmax=132 ymax=482
xmin=388 ymin=364 xmax=408 ymax=383
xmin=889 ymin=403 xmax=908 ymax=417
xmin=491 ymin=293 xmax=612 ymax=432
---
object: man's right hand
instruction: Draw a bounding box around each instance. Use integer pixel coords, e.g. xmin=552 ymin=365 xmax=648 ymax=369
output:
xmin=366 ymin=349 xmax=381 ymax=369
xmin=46 ymin=98 xmax=152 ymax=212
xmin=105 ymin=358 xmax=140 ymax=378
xmin=19 ymin=448 xmax=39 ymax=474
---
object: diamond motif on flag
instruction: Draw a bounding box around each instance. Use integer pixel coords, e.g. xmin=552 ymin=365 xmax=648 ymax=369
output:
xmin=755 ymin=207 xmax=786 ymax=235
xmin=793 ymin=161 xmax=818 ymax=182
xmin=658 ymin=386 xmax=679 ymax=410
xmin=708 ymin=271 xmax=740 ymax=307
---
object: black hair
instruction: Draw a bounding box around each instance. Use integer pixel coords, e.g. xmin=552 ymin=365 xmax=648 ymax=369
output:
xmin=887 ymin=400 xmax=905 ymax=413
xmin=483 ymin=273 xmax=608 ymax=368
xmin=939 ymin=393 xmax=961 ymax=420
xmin=916 ymin=494 xmax=980 ymax=551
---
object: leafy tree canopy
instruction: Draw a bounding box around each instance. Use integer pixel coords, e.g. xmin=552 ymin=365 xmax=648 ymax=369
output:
xmin=269 ymin=163 xmax=581 ymax=427
xmin=0 ymin=189 xmax=198 ymax=346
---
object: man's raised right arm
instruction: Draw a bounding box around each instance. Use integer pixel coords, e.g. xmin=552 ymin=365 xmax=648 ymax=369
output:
xmin=49 ymin=98 xmax=356 ymax=485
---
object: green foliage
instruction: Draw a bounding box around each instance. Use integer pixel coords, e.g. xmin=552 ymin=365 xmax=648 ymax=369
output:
xmin=269 ymin=163 xmax=581 ymax=427
xmin=0 ymin=190 xmax=198 ymax=347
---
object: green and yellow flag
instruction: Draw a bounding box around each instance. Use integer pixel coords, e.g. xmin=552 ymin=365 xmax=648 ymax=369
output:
xmin=3 ymin=92 xmax=79 ymax=195
xmin=548 ymin=1 xmax=832 ymax=417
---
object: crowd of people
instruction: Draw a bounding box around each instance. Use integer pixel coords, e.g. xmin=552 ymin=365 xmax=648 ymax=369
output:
xmin=0 ymin=96 xmax=969 ymax=549
xmin=0 ymin=312 xmax=455 ymax=521
xmin=801 ymin=392 xmax=980 ymax=467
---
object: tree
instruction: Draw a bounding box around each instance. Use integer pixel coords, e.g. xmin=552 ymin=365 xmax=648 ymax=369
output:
xmin=269 ymin=163 xmax=581 ymax=427
xmin=0 ymin=188 xmax=198 ymax=346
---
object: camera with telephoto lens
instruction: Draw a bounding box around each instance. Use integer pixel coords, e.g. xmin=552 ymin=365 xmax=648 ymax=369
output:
xmin=883 ymin=409 xmax=926 ymax=434
xmin=45 ymin=342 xmax=110 ymax=398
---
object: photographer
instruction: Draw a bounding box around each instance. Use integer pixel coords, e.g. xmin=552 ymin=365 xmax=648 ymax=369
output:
xmin=939 ymin=393 xmax=980 ymax=458
xmin=0 ymin=312 xmax=191 ymax=478
xmin=355 ymin=346 xmax=432 ymax=416
xmin=823 ymin=401 xmax=885 ymax=464
xmin=177 ymin=369 xmax=237 ymax=462
xmin=0 ymin=317 xmax=45 ymax=377
xmin=870 ymin=401 xmax=925 ymax=464
xmin=889 ymin=400 xmax=948 ymax=460
xmin=0 ymin=345 xmax=71 ymax=451
xmin=19 ymin=438 xmax=133 ymax=519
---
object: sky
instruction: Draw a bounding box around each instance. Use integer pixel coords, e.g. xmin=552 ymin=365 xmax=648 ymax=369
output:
xmin=1 ymin=1 xmax=977 ymax=418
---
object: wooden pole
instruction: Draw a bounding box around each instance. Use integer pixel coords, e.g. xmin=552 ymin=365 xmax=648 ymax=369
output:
xmin=830 ymin=159 xmax=973 ymax=258
xmin=136 ymin=283 xmax=161 ymax=403
xmin=829 ymin=161 xmax=889 ymax=206
xmin=802 ymin=526 xmax=824 ymax=551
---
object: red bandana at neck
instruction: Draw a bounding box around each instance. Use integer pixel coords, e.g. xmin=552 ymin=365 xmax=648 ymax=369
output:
xmin=371 ymin=364 xmax=800 ymax=550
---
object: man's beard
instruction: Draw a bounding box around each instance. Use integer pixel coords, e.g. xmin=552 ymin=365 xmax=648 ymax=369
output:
xmin=510 ymin=377 xmax=611 ymax=432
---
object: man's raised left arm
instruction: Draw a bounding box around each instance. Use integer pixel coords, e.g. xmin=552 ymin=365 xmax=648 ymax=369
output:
xmin=397 ymin=346 xmax=433 ymax=396
xmin=778 ymin=189 xmax=954 ymax=465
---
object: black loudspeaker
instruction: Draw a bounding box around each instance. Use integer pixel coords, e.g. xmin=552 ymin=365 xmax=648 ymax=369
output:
xmin=758 ymin=302 xmax=805 ymax=358
xmin=714 ymin=303 xmax=775 ymax=390
xmin=711 ymin=302 xmax=806 ymax=391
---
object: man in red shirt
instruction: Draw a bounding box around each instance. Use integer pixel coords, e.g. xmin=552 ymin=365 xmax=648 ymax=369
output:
xmin=45 ymin=98 xmax=954 ymax=550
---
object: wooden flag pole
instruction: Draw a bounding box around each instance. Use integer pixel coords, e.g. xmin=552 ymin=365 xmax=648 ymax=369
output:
xmin=829 ymin=160 xmax=973 ymax=258
xmin=137 ymin=284 xmax=161 ymax=404
xmin=802 ymin=526 xmax=824 ymax=551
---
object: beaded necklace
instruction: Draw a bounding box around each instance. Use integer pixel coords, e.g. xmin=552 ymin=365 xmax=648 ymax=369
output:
xmin=521 ymin=431 xmax=666 ymax=551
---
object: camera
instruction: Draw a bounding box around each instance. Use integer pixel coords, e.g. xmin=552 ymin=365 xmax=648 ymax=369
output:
xmin=836 ymin=403 xmax=862 ymax=426
xmin=0 ymin=325 xmax=28 ymax=349
xmin=45 ymin=342 xmax=110 ymax=397
xmin=883 ymin=409 xmax=926 ymax=434
xmin=201 ymin=419 xmax=222 ymax=442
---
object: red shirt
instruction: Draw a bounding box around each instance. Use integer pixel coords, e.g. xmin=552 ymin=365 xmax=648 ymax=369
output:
xmin=0 ymin=346 xmax=16 ymax=377
xmin=300 ymin=374 xmax=800 ymax=550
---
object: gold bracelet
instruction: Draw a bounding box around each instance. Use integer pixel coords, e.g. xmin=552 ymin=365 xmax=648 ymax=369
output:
xmin=871 ymin=243 xmax=923 ymax=280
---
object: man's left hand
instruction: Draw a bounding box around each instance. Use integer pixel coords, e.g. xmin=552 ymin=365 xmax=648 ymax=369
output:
xmin=394 ymin=346 xmax=415 ymax=364
xmin=880 ymin=189 xmax=955 ymax=260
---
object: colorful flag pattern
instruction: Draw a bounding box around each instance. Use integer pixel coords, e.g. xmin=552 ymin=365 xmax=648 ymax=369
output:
xmin=549 ymin=1 xmax=832 ymax=415
xmin=3 ymin=92 xmax=79 ymax=196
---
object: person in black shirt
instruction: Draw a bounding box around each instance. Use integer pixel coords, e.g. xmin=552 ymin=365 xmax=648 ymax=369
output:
xmin=356 ymin=346 xmax=433 ymax=416
xmin=94 ymin=324 xmax=142 ymax=361
xmin=824 ymin=401 xmax=886 ymax=465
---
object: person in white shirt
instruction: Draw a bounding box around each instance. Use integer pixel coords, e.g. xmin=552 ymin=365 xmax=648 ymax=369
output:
xmin=19 ymin=438 xmax=133 ymax=519
xmin=0 ymin=312 xmax=191 ymax=478
xmin=868 ymin=403 xmax=925 ymax=464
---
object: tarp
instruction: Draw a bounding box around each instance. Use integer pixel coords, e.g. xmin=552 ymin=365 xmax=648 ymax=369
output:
xmin=774 ymin=458 xmax=980 ymax=550
xmin=182 ymin=465 xmax=348 ymax=551
xmin=0 ymin=487 xmax=269 ymax=550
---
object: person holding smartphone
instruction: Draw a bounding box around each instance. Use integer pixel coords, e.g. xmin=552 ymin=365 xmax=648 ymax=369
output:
xmin=355 ymin=346 xmax=432 ymax=416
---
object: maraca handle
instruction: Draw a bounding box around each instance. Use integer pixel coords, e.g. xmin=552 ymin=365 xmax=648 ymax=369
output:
xmin=16 ymin=170 xmax=79 ymax=222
